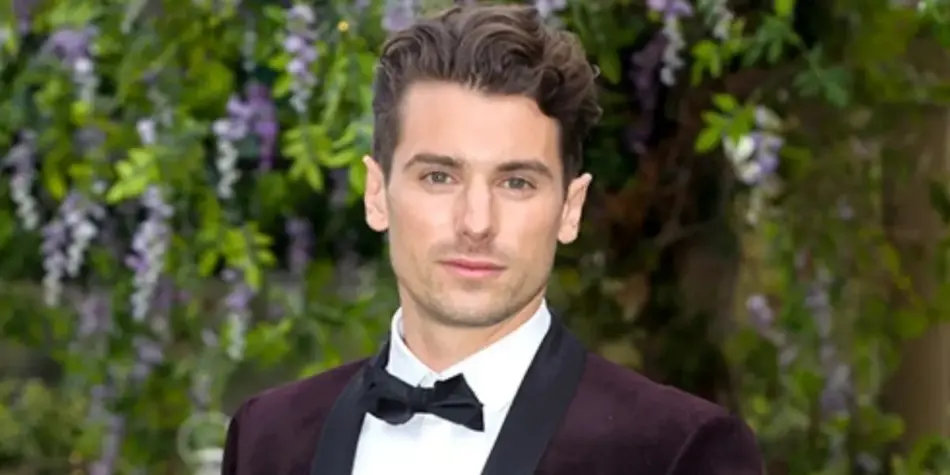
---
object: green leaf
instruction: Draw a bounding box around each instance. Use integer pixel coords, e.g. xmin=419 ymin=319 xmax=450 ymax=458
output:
xmin=42 ymin=166 xmax=68 ymax=201
xmin=691 ymin=40 xmax=722 ymax=82
xmin=774 ymin=0 xmax=795 ymax=18
xmin=319 ymin=149 xmax=359 ymax=168
xmin=713 ymin=94 xmax=739 ymax=112
xmin=597 ymin=52 xmax=622 ymax=84
xmin=70 ymin=100 xmax=92 ymax=125
xmin=197 ymin=250 xmax=220 ymax=276
xmin=695 ymin=127 xmax=722 ymax=153
xmin=331 ymin=124 xmax=359 ymax=150
xmin=820 ymin=67 xmax=851 ymax=108
xmin=348 ymin=161 xmax=367 ymax=196
xmin=283 ymin=125 xmax=332 ymax=191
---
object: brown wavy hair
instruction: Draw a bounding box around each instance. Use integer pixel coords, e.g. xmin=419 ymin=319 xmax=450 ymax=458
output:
xmin=371 ymin=4 xmax=603 ymax=184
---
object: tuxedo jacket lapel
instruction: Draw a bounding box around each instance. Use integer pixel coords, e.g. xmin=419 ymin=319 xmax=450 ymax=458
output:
xmin=310 ymin=335 xmax=393 ymax=475
xmin=308 ymin=364 xmax=369 ymax=475
xmin=481 ymin=319 xmax=586 ymax=475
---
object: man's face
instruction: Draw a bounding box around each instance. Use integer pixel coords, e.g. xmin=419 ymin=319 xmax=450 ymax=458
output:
xmin=363 ymin=81 xmax=591 ymax=328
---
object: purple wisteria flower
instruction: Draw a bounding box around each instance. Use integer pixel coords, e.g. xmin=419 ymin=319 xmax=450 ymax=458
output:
xmin=77 ymin=291 xmax=111 ymax=338
xmin=247 ymin=83 xmax=279 ymax=169
xmin=40 ymin=191 xmax=99 ymax=306
xmin=745 ymin=294 xmax=774 ymax=334
xmin=382 ymin=0 xmax=417 ymax=32
xmin=212 ymin=82 xmax=279 ymax=196
xmin=222 ymin=269 xmax=253 ymax=360
xmin=213 ymin=97 xmax=250 ymax=199
xmin=137 ymin=118 xmax=157 ymax=145
xmin=286 ymin=218 xmax=313 ymax=277
xmin=745 ymin=293 xmax=799 ymax=368
xmin=63 ymin=191 xmax=105 ymax=277
xmin=737 ymin=133 xmax=783 ymax=184
xmin=699 ymin=0 xmax=733 ymax=40
xmin=804 ymin=268 xmax=854 ymax=417
xmin=131 ymin=336 xmax=165 ymax=381
xmin=534 ymin=0 xmax=567 ymax=19
xmin=46 ymin=27 xmax=99 ymax=104
xmin=646 ymin=0 xmax=693 ymax=85
xmin=13 ymin=0 xmax=37 ymax=33
xmin=41 ymin=219 xmax=67 ymax=306
xmin=629 ymin=32 xmax=667 ymax=153
xmin=70 ymin=290 xmax=112 ymax=360
xmin=4 ymin=130 xmax=40 ymax=230
xmin=126 ymin=186 xmax=173 ymax=322
xmin=726 ymin=107 xmax=785 ymax=185
xmin=283 ymin=4 xmax=318 ymax=114
xmin=88 ymin=413 xmax=125 ymax=475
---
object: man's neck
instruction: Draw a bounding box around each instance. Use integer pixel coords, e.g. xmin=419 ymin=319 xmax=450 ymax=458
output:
xmin=399 ymin=296 xmax=545 ymax=373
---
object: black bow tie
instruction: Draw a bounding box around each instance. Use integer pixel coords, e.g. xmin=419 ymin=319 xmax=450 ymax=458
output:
xmin=359 ymin=364 xmax=485 ymax=432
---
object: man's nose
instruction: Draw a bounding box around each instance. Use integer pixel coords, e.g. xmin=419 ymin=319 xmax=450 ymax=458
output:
xmin=456 ymin=182 xmax=495 ymax=239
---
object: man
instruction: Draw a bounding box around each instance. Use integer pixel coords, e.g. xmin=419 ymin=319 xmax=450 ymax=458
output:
xmin=222 ymin=4 xmax=764 ymax=475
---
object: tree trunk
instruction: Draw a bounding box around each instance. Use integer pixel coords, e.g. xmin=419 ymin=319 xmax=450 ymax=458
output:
xmin=880 ymin=104 xmax=950 ymax=448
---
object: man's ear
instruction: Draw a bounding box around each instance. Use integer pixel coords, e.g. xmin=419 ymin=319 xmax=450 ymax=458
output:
xmin=557 ymin=173 xmax=592 ymax=244
xmin=363 ymin=156 xmax=389 ymax=232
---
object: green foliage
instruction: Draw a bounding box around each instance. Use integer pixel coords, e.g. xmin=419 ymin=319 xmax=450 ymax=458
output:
xmin=1 ymin=0 xmax=949 ymax=473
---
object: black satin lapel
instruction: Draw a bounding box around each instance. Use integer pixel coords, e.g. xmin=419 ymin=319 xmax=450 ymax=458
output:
xmin=310 ymin=339 xmax=390 ymax=475
xmin=308 ymin=368 xmax=366 ymax=475
xmin=480 ymin=319 xmax=586 ymax=475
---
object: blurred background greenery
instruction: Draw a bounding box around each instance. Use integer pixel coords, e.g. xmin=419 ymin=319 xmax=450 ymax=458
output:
xmin=2 ymin=0 xmax=950 ymax=473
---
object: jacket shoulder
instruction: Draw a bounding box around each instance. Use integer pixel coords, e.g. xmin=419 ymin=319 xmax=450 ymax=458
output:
xmin=223 ymin=359 xmax=368 ymax=474
xmin=233 ymin=358 xmax=367 ymax=435
xmin=563 ymin=353 xmax=737 ymax=466
xmin=582 ymin=353 xmax=729 ymax=422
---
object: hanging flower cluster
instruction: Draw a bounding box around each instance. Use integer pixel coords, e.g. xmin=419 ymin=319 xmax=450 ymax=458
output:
xmin=127 ymin=186 xmax=174 ymax=322
xmin=4 ymin=130 xmax=40 ymax=230
xmin=722 ymin=106 xmax=785 ymax=223
xmin=40 ymin=216 xmax=68 ymax=306
xmin=63 ymin=191 xmax=105 ymax=277
xmin=746 ymin=256 xmax=855 ymax=418
xmin=46 ymin=27 xmax=99 ymax=105
xmin=382 ymin=0 xmax=417 ymax=32
xmin=12 ymin=0 xmax=36 ymax=34
xmin=126 ymin=87 xmax=175 ymax=323
xmin=222 ymin=268 xmax=253 ymax=361
xmin=283 ymin=4 xmax=319 ymax=114
xmin=213 ymin=97 xmax=250 ymax=200
xmin=646 ymin=0 xmax=694 ymax=85
xmin=212 ymin=83 xmax=279 ymax=198
xmin=698 ymin=0 xmax=733 ymax=40
xmin=41 ymin=192 xmax=102 ymax=306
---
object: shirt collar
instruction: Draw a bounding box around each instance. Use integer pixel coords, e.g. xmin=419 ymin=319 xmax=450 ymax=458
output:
xmin=386 ymin=302 xmax=552 ymax=410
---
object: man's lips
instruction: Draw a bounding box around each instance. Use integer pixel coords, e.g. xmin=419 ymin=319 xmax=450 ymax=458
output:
xmin=438 ymin=258 xmax=505 ymax=276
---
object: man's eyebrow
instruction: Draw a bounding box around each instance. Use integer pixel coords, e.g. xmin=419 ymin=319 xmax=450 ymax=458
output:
xmin=403 ymin=153 xmax=463 ymax=171
xmin=402 ymin=154 xmax=555 ymax=180
xmin=496 ymin=159 xmax=554 ymax=179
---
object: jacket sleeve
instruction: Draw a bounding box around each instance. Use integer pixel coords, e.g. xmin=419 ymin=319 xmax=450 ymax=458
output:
xmin=665 ymin=414 xmax=764 ymax=475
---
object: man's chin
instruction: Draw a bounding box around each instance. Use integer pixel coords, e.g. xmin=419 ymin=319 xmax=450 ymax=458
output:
xmin=428 ymin=297 xmax=514 ymax=328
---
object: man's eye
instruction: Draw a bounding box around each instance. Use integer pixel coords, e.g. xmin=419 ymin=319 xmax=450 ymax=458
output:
xmin=503 ymin=177 xmax=534 ymax=190
xmin=423 ymin=171 xmax=453 ymax=184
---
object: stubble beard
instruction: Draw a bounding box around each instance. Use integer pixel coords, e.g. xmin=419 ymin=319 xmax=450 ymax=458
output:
xmin=410 ymin=275 xmax=544 ymax=329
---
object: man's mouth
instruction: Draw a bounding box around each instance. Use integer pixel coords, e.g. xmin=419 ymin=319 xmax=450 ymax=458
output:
xmin=438 ymin=258 xmax=506 ymax=278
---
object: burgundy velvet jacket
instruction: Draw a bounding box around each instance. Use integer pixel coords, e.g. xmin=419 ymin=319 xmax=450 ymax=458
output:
xmin=222 ymin=319 xmax=763 ymax=475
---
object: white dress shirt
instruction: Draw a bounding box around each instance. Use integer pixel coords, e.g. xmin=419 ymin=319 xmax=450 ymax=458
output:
xmin=350 ymin=302 xmax=552 ymax=475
